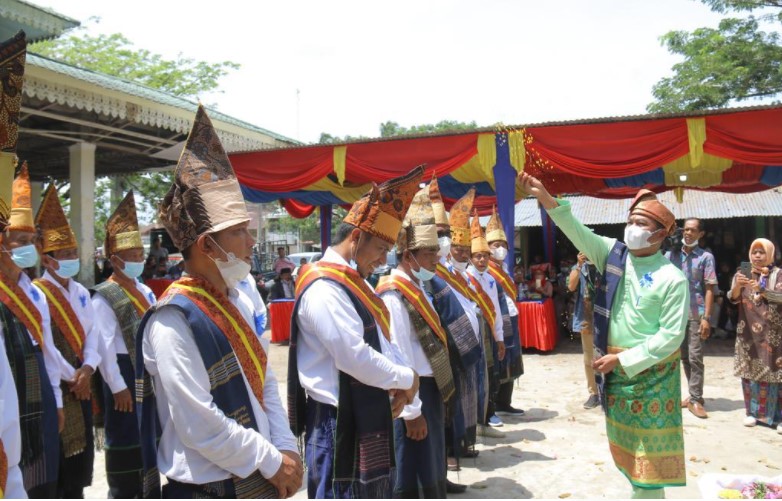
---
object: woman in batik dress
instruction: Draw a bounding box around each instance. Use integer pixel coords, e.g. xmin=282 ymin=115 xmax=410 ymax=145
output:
xmin=729 ymin=238 xmax=782 ymax=433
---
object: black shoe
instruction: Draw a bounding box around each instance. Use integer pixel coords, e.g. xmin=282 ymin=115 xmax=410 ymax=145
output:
xmin=461 ymin=449 xmax=479 ymax=459
xmin=446 ymin=479 xmax=467 ymax=494
xmin=583 ymin=395 xmax=600 ymax=409
xmin=496 ymin=405 xmax=525 ymax=416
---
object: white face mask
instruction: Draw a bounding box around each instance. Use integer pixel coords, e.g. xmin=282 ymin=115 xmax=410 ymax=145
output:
xmin=209 ymin=236 xmax=251 ymax=289
xmin=624 ymin=224 xmax=656 ymax=251
xmin=491 ymin=246 xmax=508 ymax=261
xmin=452 ymin=259 xmax=468 ymax=273
xmin=437 ymin=236 xmax=452 ymax=258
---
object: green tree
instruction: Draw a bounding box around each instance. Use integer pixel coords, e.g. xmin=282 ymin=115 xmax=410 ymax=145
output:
xmin=31 ymin=31 xmax=239 ymax=99
xmin=380 ymin=119 xmax=479 ymax=137
xmin=30 ymin=28 xmax=240 ymax=244
xmin=319 ymin=119 xmax=479 ymax=144
xmin=648 ymin=0 xmax=782 ymax=113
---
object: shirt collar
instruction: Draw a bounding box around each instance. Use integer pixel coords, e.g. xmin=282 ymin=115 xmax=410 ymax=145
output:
xmin=42 ymin=270 xmax=70 ymax=292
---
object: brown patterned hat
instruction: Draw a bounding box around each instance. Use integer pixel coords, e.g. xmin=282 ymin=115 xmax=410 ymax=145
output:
xmin=159 ymin=105 xmax=250 ymax=251
xmin=8 ymin=162 xmax=34 ymax=233
xmin=36 ymin=184 xmax=77 ymax=253
xmin=343 ymin=165 xmax=424 ymax=245
xmin=629 ymin=188 xmax=676 ymax=236
xmin=105 ymin=190 xmax=143 ymax=257
xmin=397 ymin=185 xmax=438 ymax=252
xmin=0 ymin=31 xmax=26 ymax=153
xmin=428 ymin=173 xmax=448 ymax=227
xmin=470 ymin=209 xmax=489 ymax=254
xmin=486 ymin=206 xmax=507 ymax=244
xmin=448 ymin=187 xmax=475 ymax=247
xmin=0 ymin=32 xmax=25 ymax=207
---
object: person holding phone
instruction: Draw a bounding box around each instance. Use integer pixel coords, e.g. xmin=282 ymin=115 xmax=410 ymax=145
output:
xmin=728 ymin=238 xmax=782 ymax=433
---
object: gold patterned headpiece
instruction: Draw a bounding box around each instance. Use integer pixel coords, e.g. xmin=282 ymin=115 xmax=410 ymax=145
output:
xmin=0 ymin=196 xmax=9 ymax=233
xmin=470 ymin=209 xmax=490 ymax=254
xmin=428 ymin=173 xmax=448 ymax=227
xmin=105 ymin=190 xmax=143 ymax=257
xmin=397 ymin=185 xmax=438 ymax=252
xmin=448 ymin=187 xmax=475 ymax=247
xmin=159 ymin=105 xmax=250 ymax=251
xmin=343 ymin=165 xmax=424 ymax=245
xmin=8 ymin=162 xmax=34 ymax=233
xmin=486 ymin=206 xmax=507 ymax=244
xmin=36 ymin=184 xmax=77 ymax=253
xmin=0 ymin=32 xmax=26 ymax=208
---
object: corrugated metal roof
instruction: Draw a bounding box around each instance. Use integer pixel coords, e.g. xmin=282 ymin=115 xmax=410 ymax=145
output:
xmin=26 ymin=52 xmax=300 ymax=144
xmin=479 ymin=188 xmax=782 ymax=227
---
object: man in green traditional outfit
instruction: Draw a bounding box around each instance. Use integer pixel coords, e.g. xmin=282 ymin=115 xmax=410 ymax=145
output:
xmin=519 ymin=173 xmax=689 ymax=499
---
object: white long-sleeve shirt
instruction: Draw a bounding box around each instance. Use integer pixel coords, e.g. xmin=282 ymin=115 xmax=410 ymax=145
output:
xmin=141 ymin=284 xmax=297 ymax=483
xmin=93 ymin=279 xmax=155 ymax=393
xmin=441 ymin=257 xmax=481 ymax=342
xmin=1 ymin=340 xmax=26 ymax=499
xmin=237 ymin=274 xmax=267 ymax=335
xmin=295 ymin=247 xmax=415 ymax=407
xmin=381 ymin=268 xmax=438 ymax=420
xmin=0 ymin=273 xmax=63 ymax=408
xmin=467 ymin=266 xmax=505 ymax=342
xmin=41 ymin=271 xmax=102 ymax=380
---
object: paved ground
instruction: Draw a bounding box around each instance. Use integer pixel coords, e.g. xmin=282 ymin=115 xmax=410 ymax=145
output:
xmin=85 ymin=334 xmax=781 ymax=499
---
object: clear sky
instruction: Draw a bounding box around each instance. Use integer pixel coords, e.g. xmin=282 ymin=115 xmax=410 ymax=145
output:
xmin=31 ymin=0 xmax=728 ymax=144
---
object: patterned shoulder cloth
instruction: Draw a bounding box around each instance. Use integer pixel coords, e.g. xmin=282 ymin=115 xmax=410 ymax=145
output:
xmin=377 ymin=274 xmax=454 ymax=402
xmin=488 ymin=261 xmax=516 ymax=301
xmin=135 ymin=276 xmax=275 ymax=499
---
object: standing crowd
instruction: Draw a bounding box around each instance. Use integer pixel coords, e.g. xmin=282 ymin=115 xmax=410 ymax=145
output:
xmin=1 ymin=43 xmax=781 ymax=501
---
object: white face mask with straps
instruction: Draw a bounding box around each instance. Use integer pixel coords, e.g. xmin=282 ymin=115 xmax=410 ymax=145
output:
xmin=624 ymin=224 xmax=656 ymax=250
xmin=209 ymin=236 xmax=251 ymax=289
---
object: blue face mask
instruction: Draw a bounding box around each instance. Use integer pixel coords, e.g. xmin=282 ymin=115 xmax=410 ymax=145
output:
xmin=55 ymin=259 xmax=80 ymax=279
xmin=9 ymin=244 xmax=39 ymax=269
xmin=410 ymin=253 xmax=436 ymax=282
xmin=117 ymin=257 xmax=144 ymax=279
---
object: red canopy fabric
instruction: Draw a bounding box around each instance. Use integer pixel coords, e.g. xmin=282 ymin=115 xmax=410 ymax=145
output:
xmin=704 ymin=108 xmax=782 ymax=165
xmin=525 ymin=118 xmax=689 ymax=178
xmin=280 ymin=199 xmax=317 ymax=218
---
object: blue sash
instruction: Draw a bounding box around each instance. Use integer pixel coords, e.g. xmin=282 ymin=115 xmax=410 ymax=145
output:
xmin=136 ymin=294 xmax=275 ymax=498
xmin=592 ymin=241 xmax=629 ymax=409
xmin=289 ymin=277 xmax=395 ymax=498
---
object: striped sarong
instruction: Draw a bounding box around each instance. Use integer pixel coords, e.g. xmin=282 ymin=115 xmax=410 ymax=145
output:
xmin=605 ymin=348 xmax=685 ymax=489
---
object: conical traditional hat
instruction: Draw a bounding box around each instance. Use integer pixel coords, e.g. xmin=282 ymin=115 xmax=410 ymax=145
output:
xmin=36 ymin=183 xmax=77 ymax=253
xmin=428 ymin=173 xmax=448 ymax=227
xmin=105 ymin=190 xmax=142 ymax=257
xmin=486 ymin=206 xmax=507 ymax=243
xmin=8 ymin=162 xmax=34 ymax=233
xmin=397 ymin=185 xmax=438 ymax=252
xmin=449 ymin=188 xmax=475 ymax=247
xmin=344 ymin=165 xmax=424 ymax=245
xmin=470 ymin=209 xmax=489 ymax=254
xmin=159 ymin=104 xmax=250 ymax=250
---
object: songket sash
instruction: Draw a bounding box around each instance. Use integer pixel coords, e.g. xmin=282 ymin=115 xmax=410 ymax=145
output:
xmin=488 ymin=261 xmax=516 ymax=301
xmin=296 ymin=261 xmax=391 ymax=340
xmin=466 ymin=274 xmax=497 ymax=332
xmin=34 ymin=279 xmax=84 ymax=359
xmin=605 ymin=347 xmax=685 ymax=489
xmin=377 ymin=275 xmax=454 ymax=402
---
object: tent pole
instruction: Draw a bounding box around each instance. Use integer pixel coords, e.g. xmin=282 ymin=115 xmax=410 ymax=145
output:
xmin=493 ymin=132 xmax=517 ymax=271
xmin=320 ymin=204 xmax=333 ymax=251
